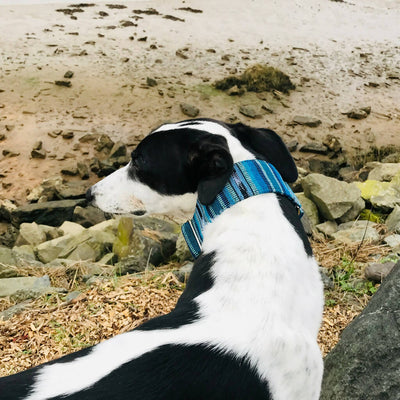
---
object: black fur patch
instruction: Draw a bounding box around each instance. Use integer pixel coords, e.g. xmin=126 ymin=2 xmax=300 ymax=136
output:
xmin=137 ymin=252 xmax=215 ymax=330
xmin=0 ymin=347 xmax=93 ymax=400
xmin=46 ymin=344 xmax=271 ymax=400
xmin=277 ymin=195 xmax=313 ymax=256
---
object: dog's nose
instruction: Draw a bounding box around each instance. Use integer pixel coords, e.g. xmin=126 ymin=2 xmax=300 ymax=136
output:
xmin=86 ymin=188 xmax=95 ymax=204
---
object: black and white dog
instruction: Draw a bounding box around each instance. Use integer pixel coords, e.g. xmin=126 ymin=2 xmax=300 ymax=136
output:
xmin=1 ymin=119 xmax=323 ymax=400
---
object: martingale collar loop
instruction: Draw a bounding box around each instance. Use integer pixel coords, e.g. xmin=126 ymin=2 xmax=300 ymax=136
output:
xmin=182 ymin=159 xmax=304 ymax=259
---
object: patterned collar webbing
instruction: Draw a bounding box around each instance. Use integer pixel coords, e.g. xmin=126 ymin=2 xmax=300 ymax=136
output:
xmin=181 ymin=159 xmax=303 ymax=259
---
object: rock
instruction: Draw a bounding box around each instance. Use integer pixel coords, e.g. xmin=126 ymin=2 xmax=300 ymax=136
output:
xmin=94 ymin=134 xmax=114 ymax=153
xmin=11 ymin=199 xmax=86 ymax=226
xmin=239 ymin=105 xmax=260 ymax=119
xmin=346 ymin=109 xmax=368 ymax=119
xmin=356 ymin=179 xmax=400 ymax=212
xmin=300 ymin=213 xmax=313 ymax=236
xmin=0 ymin=275 xmax=51 ymax=298
xmin=321 ymin=262 xmax=400 ymax=400
xmin=27 ymin=176 xmax=64 ymax=203
xmin=15 ymin=222 xmax=47 ymax=246
xmin=55 ymin=181 xmax=87 ymax=200
xmin=0 ymin=246 xmax=17 ymax=267
xmin=384 ymin=234 xmax=400 ymax=251
xmin=308 ymin=159 xmax=341 ymax=177
xmin=57 ymin=230 xmax=115 ymax=262
xmin=77 ymin=162 xmax=90 ymax=179
xmin=65 ymin=291 xmax=81 ymax=302
xmin=386 ymin=205 xmax=400 ymax=233
xmin=368 ymin=162 xmax=400 ymax=182
xmin=55 ymin=80 xmax=71 ymax=88
xmin=226 ymin=85 xmax=244 ymax=96
xmin=64 ymin=70 xmax=74 ymax=79
xmin=35 ymin=235 xmax=74 ymax=263
xmin=316 ymin=221 xmax=338 ymax=238
xmin=323 ymin=135 xmax=342 ymax=153
xmin=319 ymin=267 xmax=334 ymax=290
xmin=302 ymin=174 xmax=365 ymax=222
xmin=146 ymin=77 xmax=157 ymax=87
xmin=113 ymin=216 xmax=179 ymax=273
xmin=89 ymin=218 xmax=119 ymax=234
xmin=180 ymin=103 xmax=199 ymax=117
xmin=0 ymin=300 xmax=31 ymax=320
xmin=72 ymin=205 xmax=106 ymax=227
xmin=332 ymin=221 xmax=380 ymax=244
xmin=0 ymin=224 xmax=18 ymax=247
xmin=175 ymin=232 xmax=193 ymax=262
xmin=2 ymin=149 xmax=20 ymax=158
xmin=0 ymin=199 xmax=17 ymax=222
xmin=299 ymin=142 xmax=328 ymax=155
xmin=382 ymin=153 xmax=400 ymax=163
xmin=365 ymin=261 xmax=396 ymax=282
xmin=59 ymin=221 xmax=86 ymax=236
xmin=109 ymin=141 xmax=127 ymax=159
xmin=61 ymin=164 xmax=78 ymax=176
xmin=286 ymin=140 xmax=298 ymax=152
xmin=12 ymin=245 xmax=37 ymax=263
xmin=296 ymin=193 xmax=319 ymax=226
xmin=292 ymin=115 xmax=321 ymax=127
xmin=174 ymin=262 xmax=194 ymax=282
xmin=97 ymin=252 xmax=117 ymax=265
xmin=31 ymin=146 xmax=47 ymax=159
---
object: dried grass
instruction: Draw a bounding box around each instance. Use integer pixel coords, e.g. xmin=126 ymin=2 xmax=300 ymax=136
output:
xmin=0 ymin=270 xmax=183 ymax=376
xmin=0 ymin=237 xmax=391 ymax=376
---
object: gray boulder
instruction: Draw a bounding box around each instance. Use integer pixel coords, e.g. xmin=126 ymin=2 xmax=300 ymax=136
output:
xmin=11 ymin=199 xmax=86 ymax=226
xmin=365 ymin=261 xmax=396 ymax=283
xmin=297 ymin=193 xmax=320 ymax=227
xmin=321 ymin=262 xmax=400 ymax=400
xmin=332 ymin=221 xmax=380 ymax=244
xmin=384 ymin=234 xmax=400 ymax=252
xmin=0 ymin=246 xmax=17 ymax=267
xmin=72 ymin=205 xmax=106 ymax=228
xmin=368 ymin=162 xmax=400 ymax=182
xmin=302 ymin=174 xmax=365 ymax=222
xmin=0 ymin=275 xmax=51 ymax=298
xmin=316 ymin=221 xmax=338 ymax=238
xmin=15 ymin=222 xmax=47 ymax=246
xmin=113 ymin=216 xmax=180 ymax=274
xmin=35 ymin=235 xmax=74 ymax=263
xmin=386 ymin=205 xmax=400 ymax=233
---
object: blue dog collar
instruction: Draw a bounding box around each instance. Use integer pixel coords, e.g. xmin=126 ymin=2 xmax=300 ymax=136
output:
xmin=182 ymin=159 xmax=303 ymax=259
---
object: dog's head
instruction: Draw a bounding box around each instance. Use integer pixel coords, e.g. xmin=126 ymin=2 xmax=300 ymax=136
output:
xmin=87 ymin=119 xmax=297 ymax=218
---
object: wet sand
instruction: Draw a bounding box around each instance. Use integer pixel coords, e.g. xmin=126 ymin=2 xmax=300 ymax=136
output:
xmin=1 ymin=0 xmax=400 ymax=204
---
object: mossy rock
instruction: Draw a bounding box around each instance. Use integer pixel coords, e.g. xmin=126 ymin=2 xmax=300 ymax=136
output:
xmin=355 ymin=180 xmax=393 ymax=201
xmin=215 ymin=64 xmax=295 ymax=94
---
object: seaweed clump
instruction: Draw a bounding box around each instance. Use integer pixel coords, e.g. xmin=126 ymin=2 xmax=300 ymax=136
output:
xmin=214 ymin=64 xmax=295 ymax=94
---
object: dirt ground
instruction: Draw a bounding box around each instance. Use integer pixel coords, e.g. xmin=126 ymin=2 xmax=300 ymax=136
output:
xmin=1 ymin=0 xmax=400 ymax=205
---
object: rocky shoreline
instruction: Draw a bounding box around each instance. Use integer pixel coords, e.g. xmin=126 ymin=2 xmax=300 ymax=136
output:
xmin=1 ymin=154 xmax=400 ymax=318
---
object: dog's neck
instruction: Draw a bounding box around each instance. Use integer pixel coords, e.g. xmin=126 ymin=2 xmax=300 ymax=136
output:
xmin=182 ymin=159 xmax=303 ymax=258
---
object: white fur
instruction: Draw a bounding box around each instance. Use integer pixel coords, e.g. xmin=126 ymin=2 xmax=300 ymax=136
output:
xmin=26 ymin=195 xmax=323 ymax=400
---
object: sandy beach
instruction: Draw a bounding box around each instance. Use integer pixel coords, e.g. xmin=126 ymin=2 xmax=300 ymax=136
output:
xmin=1 ymin=0 xmax=400 ymax=204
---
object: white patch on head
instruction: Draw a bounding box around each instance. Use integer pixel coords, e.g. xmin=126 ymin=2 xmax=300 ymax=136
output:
xmin=90 ymin=163 xmax=197 ymax=218
xmin=153 ymin=120 xmax=255 ymax=163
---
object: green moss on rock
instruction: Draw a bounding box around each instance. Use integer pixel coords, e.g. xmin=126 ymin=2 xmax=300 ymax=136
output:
xmin=215 ymin=64 xmax=295 ymax=94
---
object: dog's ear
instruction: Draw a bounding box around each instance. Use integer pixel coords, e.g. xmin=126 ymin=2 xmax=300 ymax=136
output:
xmin=188 ymin=134 xmax=233 ymax=205
xmin=227 ymin=123 xmax=298 ymax=183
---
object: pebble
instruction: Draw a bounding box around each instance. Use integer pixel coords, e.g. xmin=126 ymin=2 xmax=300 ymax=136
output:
xmin=364 ymin=261 xmax=396 ymax=282
xmin=292 ymin=115 xmax=322 ymax=127
xmin=180 ymin=103 xmax=199 ymax=117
